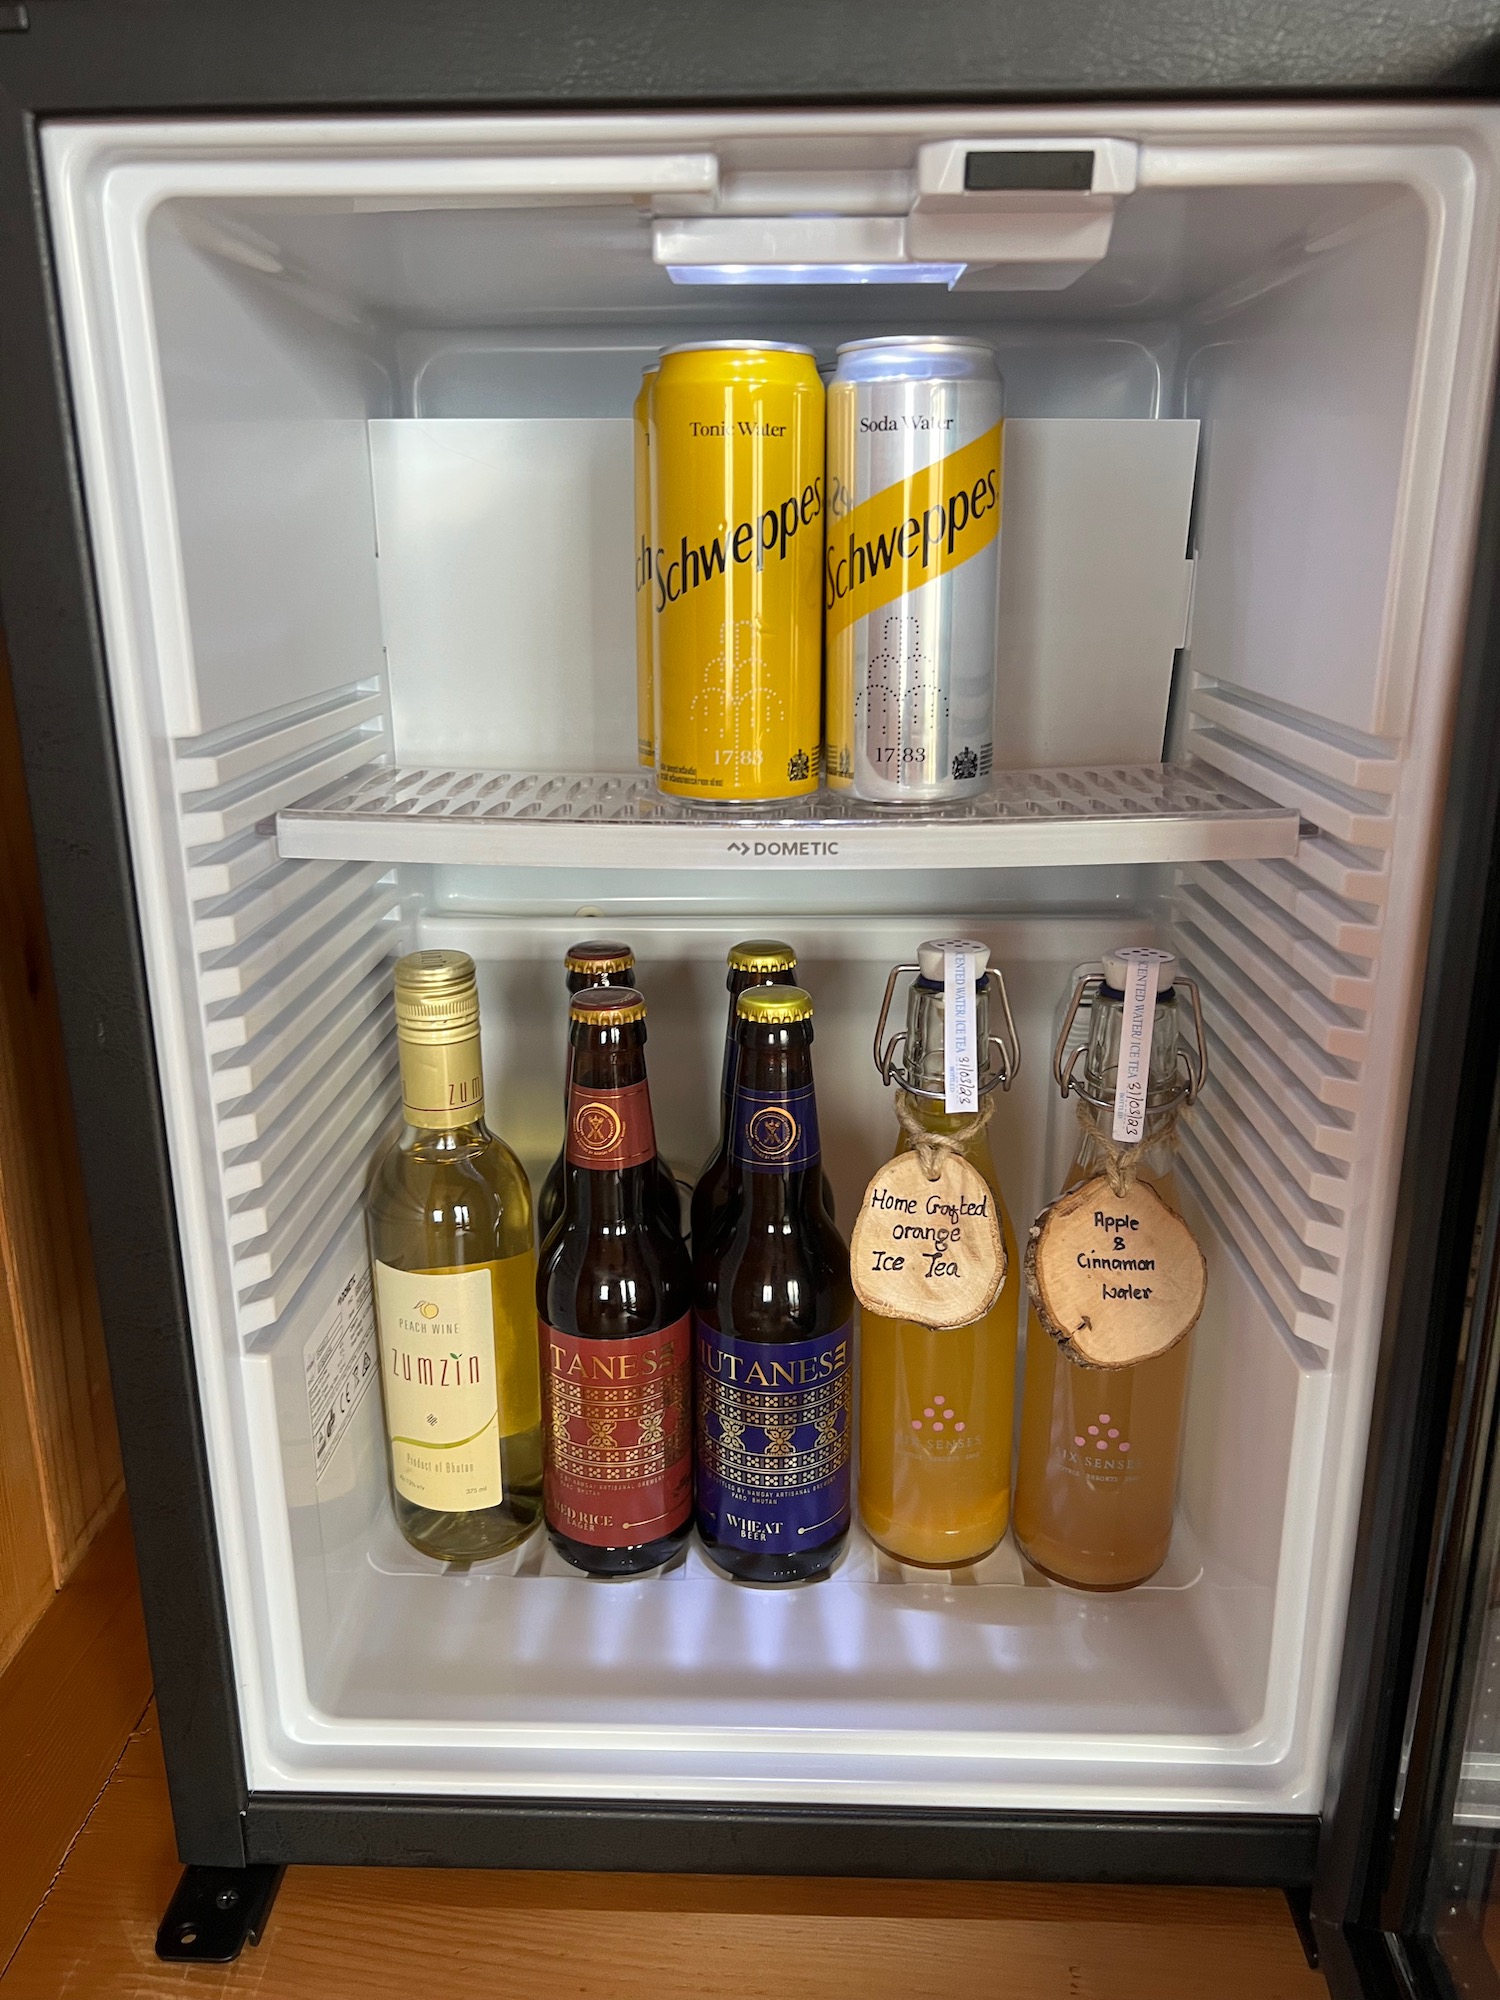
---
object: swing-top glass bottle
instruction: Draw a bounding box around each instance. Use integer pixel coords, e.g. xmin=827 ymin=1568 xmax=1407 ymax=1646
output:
xmin=859 ymin=939 xmax=1022 ymax=1568
xmin=1013 ymin=950 xmax=1207 ymax=1590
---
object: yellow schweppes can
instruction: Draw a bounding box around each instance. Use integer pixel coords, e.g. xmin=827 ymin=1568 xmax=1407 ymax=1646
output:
xmin=825 ymin=337 xmax=1003 ymax=803
xmin=633 ymin=362 xmax=659 ymax=768
xmin=652 ymin=343 xmax=824 ymax=805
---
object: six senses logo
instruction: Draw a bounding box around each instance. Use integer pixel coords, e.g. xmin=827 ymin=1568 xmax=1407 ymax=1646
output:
xmin=572 ymin=1100 xmax=626 ymax=1155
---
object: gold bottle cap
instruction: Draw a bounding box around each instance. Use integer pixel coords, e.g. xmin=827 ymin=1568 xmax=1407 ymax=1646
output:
xmin=727 ymin=938 xmax=797 ymax=974
xmin=737 ymin=984 xmax=812 ymax=1025
xmin=393 ymin=950 xmax=479 ymax=1041
xmin=571 ymin=985 xmax=647 ymax=1027
xmin=565 ymin=938 xmax=634 ymax=976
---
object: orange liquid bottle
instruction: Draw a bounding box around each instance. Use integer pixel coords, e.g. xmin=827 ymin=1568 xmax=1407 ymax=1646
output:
xmin=1013 ymin=950 xmax=1205 ymax=1590
xmin=858 ymin=940 xmax=1022 ymax=1568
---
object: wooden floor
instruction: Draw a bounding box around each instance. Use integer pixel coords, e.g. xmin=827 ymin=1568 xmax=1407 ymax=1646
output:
xmin=0 ymin=1702 xmax=1324 ymax=2000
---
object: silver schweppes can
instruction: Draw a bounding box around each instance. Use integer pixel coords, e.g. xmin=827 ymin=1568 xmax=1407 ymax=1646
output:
xmin=825 ymin=338 xmax=1003 ymax=803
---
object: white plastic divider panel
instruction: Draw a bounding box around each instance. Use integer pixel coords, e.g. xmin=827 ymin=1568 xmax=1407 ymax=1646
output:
xmin=174 ymin=680 xmax=403 ymax=1336
xmin=369 ymin=416 xmax=1198 ymax=776
xmin=1175 ymin=675 xmax=1395 ymax=1355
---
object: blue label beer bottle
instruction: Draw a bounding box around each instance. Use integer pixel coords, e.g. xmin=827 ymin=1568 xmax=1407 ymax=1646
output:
xmin=690 ymin=938 xmax=837 ymax=1256
xmin=693 ymin=984 xmax=854 ymax=1583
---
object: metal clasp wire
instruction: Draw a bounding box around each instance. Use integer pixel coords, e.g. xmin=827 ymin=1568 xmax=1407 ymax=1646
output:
xmin=1050 ymin=970 xmax=1209 ymax=1105
xmin=872 ymin=963 xmax=1021 ymax=1096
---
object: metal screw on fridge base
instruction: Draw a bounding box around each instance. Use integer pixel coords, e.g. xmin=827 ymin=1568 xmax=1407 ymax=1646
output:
xmin=1050 ymin=963 xmax=1208 ymax=1108
xmin=873 ymin=959 xmax=1021 ymax=1096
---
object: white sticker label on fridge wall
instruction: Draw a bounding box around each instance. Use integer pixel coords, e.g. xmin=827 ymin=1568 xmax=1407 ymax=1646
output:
xmin=304 ymin=1267 xmax=378 ymax=1486
xmin=944 ymin=945 xmax=978 ymax=1114
xmin=1111 ymin=949 xmax=1172 ymax=1144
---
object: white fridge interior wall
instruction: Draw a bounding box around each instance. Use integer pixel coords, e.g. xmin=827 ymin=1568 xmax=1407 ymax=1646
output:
xmin=39 ymin=108 xmax=1500 ymax=1808
xmin=370 ymin=414 xmax=1199 ymax=772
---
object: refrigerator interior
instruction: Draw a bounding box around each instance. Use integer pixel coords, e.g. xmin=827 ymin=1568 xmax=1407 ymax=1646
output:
xmin=40 ymin=106 xmax=1500 ymax=1810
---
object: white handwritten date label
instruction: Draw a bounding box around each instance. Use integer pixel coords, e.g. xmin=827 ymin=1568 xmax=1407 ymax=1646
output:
xmin=1026 ymin=1176 xmax=1207 ymax=1369
xmin=850 ymin=1153 xmax=1005 ymax=1330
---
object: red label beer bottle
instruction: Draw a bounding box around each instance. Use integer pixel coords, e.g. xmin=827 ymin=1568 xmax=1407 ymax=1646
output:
xmin=537 ymin=987 xmax=693 ymax=1574
xmin=537 ymin=940 xmax=682 ymax=1247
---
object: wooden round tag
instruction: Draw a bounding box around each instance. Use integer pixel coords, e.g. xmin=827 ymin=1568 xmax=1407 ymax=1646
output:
xmin=1026 ymin=1174 xmax=1206 ymax=1370
xmin=850 ymin=1151 xmax=1006 ymax=1331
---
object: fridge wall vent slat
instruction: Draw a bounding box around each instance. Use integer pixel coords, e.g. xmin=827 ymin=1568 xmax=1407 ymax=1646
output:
xmin=173 ymin=680 xmax=403 ymax=1338
xmin=1174 ymin=675 xmax=1397 ymax=1355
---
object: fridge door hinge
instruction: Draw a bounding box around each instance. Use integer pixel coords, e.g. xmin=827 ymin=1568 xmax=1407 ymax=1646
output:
xmin=155 ymin=1863 xmax=285 ymax=1963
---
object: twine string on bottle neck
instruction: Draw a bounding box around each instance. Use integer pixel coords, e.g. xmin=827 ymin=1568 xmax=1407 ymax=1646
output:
xmin=895 ymin=1091 xmax=995 ymax=1182
xmin=1073 ymin=1094 xmax=1181 ymax=1197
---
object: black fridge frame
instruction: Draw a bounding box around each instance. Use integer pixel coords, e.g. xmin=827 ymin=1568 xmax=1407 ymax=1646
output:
xmin=1308 ymin=313 xmax=1500 ymax=1980
xmin=5 ymin=0 xmax=1500 ymax=1900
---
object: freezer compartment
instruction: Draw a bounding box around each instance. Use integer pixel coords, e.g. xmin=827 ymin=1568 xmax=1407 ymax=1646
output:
xmin=41 ymin=109 xmax=1500 ymax=1813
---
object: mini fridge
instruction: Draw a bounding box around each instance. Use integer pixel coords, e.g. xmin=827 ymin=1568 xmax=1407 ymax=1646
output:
xmin=4 ymin=7 xmax=1500 ymax=1990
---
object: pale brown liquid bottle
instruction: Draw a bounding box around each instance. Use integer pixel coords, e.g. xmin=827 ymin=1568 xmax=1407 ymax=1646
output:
xmin=1013 ymin=956 xmax=1197 ymax=1590
xmin=366 ymin=949 xmax=543 ymax=1563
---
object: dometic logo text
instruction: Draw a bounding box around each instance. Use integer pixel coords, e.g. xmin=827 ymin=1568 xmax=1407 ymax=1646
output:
xmin=656 ymin=479 xmax=823 ymax=611
xmin=825 ymin=425 xmax=1001 ymax=638
xmin=725 ymin=839 xmax=840 ymax=860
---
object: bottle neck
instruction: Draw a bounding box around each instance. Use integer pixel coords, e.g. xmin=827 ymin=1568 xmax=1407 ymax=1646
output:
xmin=902 ymin=976 xmax=990 ymax=1100
xmin=397 ymin=1023 xmax=485 ymax=1134
xmin=724 ymin=1025 xmax=822 ymax=1215
xmin=562 ymin=966 xmax=633 ymax=1103
xmin=719 ymin=966 xmax=795 ymax=1121
xmin=895 ymin=1091 xmax=993 ymax=1167
xmin=567 ymin=964 xmax=633 ymax=996
xmin=1073 ymin=989 xmax=1185 ymax=1174
xmin=562 ymin=1025 xmax=659 ymax=1225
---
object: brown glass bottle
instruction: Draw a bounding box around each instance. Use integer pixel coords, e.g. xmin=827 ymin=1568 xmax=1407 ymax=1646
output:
xmin=690 ymin=939 xmax=835 ymax=1258
xmin=537 ymin=987 xmax=693 ymax=1575
xmin=694 ymin=987 xmax=854 ymax=1584
xmin=538 ymin=941 xmax=680 ymax=1246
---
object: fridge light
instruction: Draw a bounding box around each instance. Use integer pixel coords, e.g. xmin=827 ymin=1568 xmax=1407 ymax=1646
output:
xmin=665 ymin=262 xmax=966 ymax=287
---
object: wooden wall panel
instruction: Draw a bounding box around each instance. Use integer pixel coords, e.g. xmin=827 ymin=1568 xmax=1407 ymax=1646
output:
xmin=0 ymin=624 xmax=122 ymax=1649
xmin=0 ymin=1506 xmax=151 ymax=1972
xmin=0 ymin=1264 xmax=53 ymax=1676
